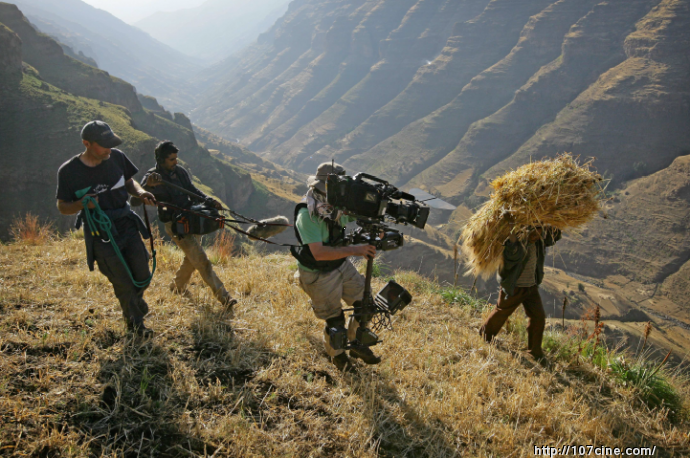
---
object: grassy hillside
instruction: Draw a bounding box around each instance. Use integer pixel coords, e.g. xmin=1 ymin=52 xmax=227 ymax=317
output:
xmin=0 ymin=4 xmax=299 ymax=240
xmin=8 ymin=0 xmax=202 ymax=112
xmin=2 ymin=235 xmax=690 ymax=456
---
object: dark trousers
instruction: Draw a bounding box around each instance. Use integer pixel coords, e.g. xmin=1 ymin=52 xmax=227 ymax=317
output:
xmin=93 ymin=235 xmax=150 ymax=326
xmin=479 ymin=285 xmax=545 ymax=358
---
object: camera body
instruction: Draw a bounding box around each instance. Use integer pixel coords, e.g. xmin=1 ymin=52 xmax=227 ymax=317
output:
xmin=326 ymin=173 xmax=429 ymax=229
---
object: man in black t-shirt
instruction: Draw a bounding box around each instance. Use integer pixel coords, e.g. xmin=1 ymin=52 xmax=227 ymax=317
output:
xmin=56 ymin=121 xmax=157 ymax=337
xmin=142 ymin=141 xmax=237 ymax=313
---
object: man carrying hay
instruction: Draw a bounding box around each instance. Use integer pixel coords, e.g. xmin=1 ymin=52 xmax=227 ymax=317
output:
xmin=461 ymin=154 xmax=604 ymax=361
xmin=479 ymin=226 xmax=561 ymax=360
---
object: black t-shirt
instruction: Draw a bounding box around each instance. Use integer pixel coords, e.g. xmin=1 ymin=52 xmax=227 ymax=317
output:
xmin=142 ymin=165 xmax=209 ymax=222
xmin=56 ymin=149 xmax=139 ymax=236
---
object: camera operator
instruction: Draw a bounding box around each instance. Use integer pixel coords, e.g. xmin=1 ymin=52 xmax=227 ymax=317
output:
xmin=142 ymin=141 xmax=237 ymax=314
xmin=291 ymin=163 xmax=382 ymax=372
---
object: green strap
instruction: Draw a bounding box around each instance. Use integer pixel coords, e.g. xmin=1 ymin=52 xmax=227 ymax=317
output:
xmin=81 ymin=196 xmax=156 ymax=288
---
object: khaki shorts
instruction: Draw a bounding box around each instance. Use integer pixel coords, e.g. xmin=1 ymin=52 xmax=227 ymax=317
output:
xmin=295 ymin=261 xmax=365 ymax=320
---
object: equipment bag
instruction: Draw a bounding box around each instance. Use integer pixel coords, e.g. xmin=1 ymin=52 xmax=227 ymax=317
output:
xmin=172 ymin=204 xmax=224 ymax=236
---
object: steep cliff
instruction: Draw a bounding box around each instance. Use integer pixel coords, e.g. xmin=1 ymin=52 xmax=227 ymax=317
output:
xmin=483 ymin=0 xmax=690 ymax=189
xmin=413 ymin=0 xmax=664 ymax=201
xmin=0 ymin=22 xmax=21 ymax=84
xmin=0 ymin=2 xmax=141 ymax=113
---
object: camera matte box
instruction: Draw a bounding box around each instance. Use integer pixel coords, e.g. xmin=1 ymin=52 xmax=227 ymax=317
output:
xmin=375 ymin=280 xmax=412 ymax=314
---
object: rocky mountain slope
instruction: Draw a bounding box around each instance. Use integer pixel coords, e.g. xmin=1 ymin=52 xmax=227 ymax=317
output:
xmin=193 ymin=0 xmax=689 ymax=200
xmin=0 ymin=2 xmax=296 ymax=240
xmin=135 ymin=0 xmax=290 ymax=65
xmin=8 ymin=0 xmax=202 ymax=111
xmin=190 ymin=0 xmax=690 ymax=350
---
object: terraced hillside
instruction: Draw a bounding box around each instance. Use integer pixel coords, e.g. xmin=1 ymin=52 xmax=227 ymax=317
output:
xmin=190 ymin=0 xmax=690 ymax=361
xmin=194 ymin=0 xmax=689 ymax=200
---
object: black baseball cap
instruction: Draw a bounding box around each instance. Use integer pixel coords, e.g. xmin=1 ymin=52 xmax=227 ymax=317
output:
xmin=81 ymin=120 xmax=122 ymax=148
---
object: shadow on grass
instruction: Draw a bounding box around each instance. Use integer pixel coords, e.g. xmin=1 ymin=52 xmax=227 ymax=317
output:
xmin=303 ymin=331 xmax=460 ymax=457
xmin=65 ymin=307 xmax=281 ymax=457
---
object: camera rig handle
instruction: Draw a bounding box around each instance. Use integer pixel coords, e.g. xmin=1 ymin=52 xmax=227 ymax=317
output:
xmin=352 ymin=173 xmax=418 ymax=202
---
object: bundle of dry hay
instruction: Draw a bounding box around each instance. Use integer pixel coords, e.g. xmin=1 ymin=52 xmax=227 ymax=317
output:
xmin=461 ymin=154 xmax=605 ymax=278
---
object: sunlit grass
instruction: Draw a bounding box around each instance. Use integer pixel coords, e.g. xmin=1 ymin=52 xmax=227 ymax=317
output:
xmin=0 ymin=235 xmax=689 ymax=457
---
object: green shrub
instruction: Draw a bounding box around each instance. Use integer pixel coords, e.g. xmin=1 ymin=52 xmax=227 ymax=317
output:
xmin=542 ymin=331 xmax=580 ymax=362
xmin=609 ymin=356 xmax=681 ymax=412
xmin=438 ymin=287 xmax=487 ymax=312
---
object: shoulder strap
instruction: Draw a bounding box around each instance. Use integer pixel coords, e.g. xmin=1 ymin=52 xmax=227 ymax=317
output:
xmin=293 ymin=203 xmax=308 ymax=244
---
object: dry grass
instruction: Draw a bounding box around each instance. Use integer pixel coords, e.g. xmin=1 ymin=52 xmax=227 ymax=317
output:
xmin=1 ymin=237 xmax=689 ymax=457
xmin=208 ymin=230 xmax=237 ymax=266
xmin=461 ymin=154 xmax=605 ymax=278
xmin=10 ymin=213 xmax=54 ymax=245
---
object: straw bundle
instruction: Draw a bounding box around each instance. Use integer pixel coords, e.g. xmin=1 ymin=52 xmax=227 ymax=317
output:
xmin=461 ymin=154 xmax=605 ymax=278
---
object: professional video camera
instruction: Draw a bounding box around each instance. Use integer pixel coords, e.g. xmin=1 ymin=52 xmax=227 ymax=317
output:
xmin=326 ymin=173 xmax=429 ymax=229
xmin=325 ymin=172 xmax=429 ymax=351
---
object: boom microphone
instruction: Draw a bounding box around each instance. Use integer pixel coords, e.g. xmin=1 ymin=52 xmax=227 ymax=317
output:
xmin=246 ymin=216 xmax=290 ymax=240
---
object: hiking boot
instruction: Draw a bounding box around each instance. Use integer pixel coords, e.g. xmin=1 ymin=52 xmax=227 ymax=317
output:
xmin=331 ymin=353 xmax=354 ymax=372
xmin=349 ymin=346 xmax=382 ymax=365
xmin=128 ymin=321 xmax=154 ymax=339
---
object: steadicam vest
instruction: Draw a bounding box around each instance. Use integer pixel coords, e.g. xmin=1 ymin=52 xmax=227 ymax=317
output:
xmin=290 ymin=203 xmax=346 ymax=272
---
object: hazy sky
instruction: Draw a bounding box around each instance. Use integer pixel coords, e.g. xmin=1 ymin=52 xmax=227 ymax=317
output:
xmin=81 ymin=0 xmax=208 ymax=24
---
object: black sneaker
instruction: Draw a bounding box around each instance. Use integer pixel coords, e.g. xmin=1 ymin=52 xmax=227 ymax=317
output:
xmin=331 ymin=353 xmax=354 ymax=372
xmin=349 ymin=346 xmax=381 ymax=365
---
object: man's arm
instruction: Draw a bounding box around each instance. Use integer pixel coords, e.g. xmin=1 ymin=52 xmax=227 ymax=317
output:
xmin=309 ymin=242 xmax=376 ymax=261
xmin=125 ymin=179 xmax=156 ymax=206
xmin=179 ymin=168 xmax=224 ymax=210
xmin=57 ymin=197 xmax=96 ymax=215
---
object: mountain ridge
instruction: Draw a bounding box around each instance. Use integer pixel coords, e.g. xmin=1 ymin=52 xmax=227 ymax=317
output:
xmin=9 ymin=0 xmax=203 ymax=111
xmin=135 ymin=0 xmax=290 ymax=65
